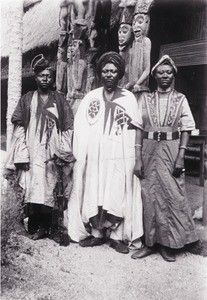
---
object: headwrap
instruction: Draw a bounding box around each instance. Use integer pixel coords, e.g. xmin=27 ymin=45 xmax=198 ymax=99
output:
xmin=96 ymin=51 xmax=125 ymax=80
xmin=31 ymin=54 xmax=51 ymax=74
xmin=151 ymin=55 xmax=178 ymax=77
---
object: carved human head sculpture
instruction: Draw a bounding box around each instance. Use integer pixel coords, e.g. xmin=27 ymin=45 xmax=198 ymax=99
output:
xmin=67 ymin=39 xmax=84 ymax=62
xmin=132 ymin=0 xmax=154 ymax=40
xmin=67 ymin=43 xmax=72 ymax=63
xmin=118 ymin=24 xmax=132 ymax=48
xmin=57 ymin=46 xmax=67 ymax=62
xmin=118 ymin=6 xmax=134 ymax=50
xmin=70 ymin=40 xmax=80 ymax=57
xmin=132 ymin=13 xmax=150 ymax=40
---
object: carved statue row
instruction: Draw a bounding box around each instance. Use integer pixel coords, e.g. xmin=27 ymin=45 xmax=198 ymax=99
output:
xmin=56 ymin=0 xmax=154 ymax=113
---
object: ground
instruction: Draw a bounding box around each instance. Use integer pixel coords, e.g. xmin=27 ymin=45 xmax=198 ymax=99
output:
xmin=1 ymin=234 xmax=207 ymax=300
xmin=1 ymin=148 xmax=207 ymax=300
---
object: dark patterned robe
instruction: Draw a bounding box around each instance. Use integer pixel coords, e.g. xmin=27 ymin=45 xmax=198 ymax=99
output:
xmin=5 ymin=90 xmax=74 ymax=208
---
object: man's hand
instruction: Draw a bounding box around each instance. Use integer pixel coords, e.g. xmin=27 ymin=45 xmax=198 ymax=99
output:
xmin=54 ymin=157 xmax=66 ymax=167
xmin=134 ymin=160 xmax=144 ymax=179
xmin=15 ymin=163 xmax=30 ymax=171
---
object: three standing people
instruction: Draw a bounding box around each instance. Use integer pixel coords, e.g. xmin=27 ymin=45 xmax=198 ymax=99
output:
xmin=5 ymin=53 xmax=198 ymax=260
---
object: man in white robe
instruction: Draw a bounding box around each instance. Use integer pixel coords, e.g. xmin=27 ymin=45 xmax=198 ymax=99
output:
xmin=68 ymin=52 xmax=143 ymax=254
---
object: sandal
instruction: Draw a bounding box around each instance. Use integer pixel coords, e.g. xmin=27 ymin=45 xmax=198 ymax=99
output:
xmin=131 ymin=246 xmax=154 ymax=259
xmin=79 ymin=236 xmax=105 ymax=247
xmin=110 ymin=240 xmax=129 ymax=254
xmin=31 ymin=227 xmax=47 ymax=240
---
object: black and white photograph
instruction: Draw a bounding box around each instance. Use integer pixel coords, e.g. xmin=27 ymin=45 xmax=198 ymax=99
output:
xmin=1 ymin=0 xmax=207 ymax=299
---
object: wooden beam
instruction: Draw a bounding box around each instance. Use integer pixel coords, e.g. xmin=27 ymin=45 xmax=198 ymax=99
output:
xmin=160 ymin=38 xmax=207 ymax=66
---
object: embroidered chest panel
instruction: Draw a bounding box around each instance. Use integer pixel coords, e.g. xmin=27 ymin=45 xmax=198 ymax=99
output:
xmin=86 ymin=97 xmax=131 ymax=136
xmin=145 ymin=91 xmax=183 ymax=128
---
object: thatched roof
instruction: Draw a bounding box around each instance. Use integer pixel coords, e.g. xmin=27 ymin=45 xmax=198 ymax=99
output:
xmin=1 ymin=0 xmax=121 ymax=58
xmin=24 ymin=0 xmax=42 ymax=10
xmin=1 ymin=0 xmax=61 ymax=57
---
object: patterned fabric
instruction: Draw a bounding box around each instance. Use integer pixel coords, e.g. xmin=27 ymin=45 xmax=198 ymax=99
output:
xmin=141 ymin=90 xmax=195 ymax=132
xmin=140 ymin=90 xmax=198 ymax=248
xmin=6 ymin=91 xmax=74 ymax=208
xmin=68 ymin=87 xmax=143 ymax=244
xmin=11 ymin=91 xmax=74 ymax=132
xmin=88 ymin=99 xmax=101 ymax=119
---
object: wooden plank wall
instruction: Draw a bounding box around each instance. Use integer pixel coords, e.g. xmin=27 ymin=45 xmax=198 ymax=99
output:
xmin=160 ymin=38 xmax=207 ymax=67
xmin=185 ymin=0 xmax=207 ymax=40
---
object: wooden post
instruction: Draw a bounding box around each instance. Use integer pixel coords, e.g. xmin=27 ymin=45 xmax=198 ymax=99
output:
xmin=6 ymin=0 xmax=23 ymax=149
xmin=203 ymin=144 xmax=207 ymax=227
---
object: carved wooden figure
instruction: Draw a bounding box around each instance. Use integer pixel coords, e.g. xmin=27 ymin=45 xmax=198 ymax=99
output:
xmin=66 ymin=39 xmax=87 ymax=113
xmin=125 ymin=0 xmax=154 ymax=95
xmin=85 ymin=61 xmax=96 ymax=93
xmin=59 ymin=0 xmax=70 ymax=32
xmin=56 ymin=0 xmax=112 ymax=115
xmin=127 ymin=13 xmax=151 ymax=93
xmin=87 ymin=0 xmax=99 ymax=49
xmin=118 ymin=6 xmax=134 ymax=88
xmin=56 ymin=46 xmax=68 ymax=95
xmin=72 ymin=0 xmax=90 ymax=21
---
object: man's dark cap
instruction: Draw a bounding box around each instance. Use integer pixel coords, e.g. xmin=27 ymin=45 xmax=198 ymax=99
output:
xmin=31 ymin=54 xmax=51 ymax=74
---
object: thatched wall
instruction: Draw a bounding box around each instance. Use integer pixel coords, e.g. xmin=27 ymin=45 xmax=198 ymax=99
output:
xmin=1 ymin=0 xmax=120 ymax=58
xmin=1 ymin=0 xmax=61 ymax=58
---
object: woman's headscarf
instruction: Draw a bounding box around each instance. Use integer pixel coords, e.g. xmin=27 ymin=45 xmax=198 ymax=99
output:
xmin=151 ymin=55 xmax=177 ymax=77
xmin=96 ymin=51 xmax=125 ymax=80
xmin=31 ymin=54 xmax=52 ymax=74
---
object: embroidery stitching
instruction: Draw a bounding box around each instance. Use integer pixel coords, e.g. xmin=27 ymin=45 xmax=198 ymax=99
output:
xmin=45 ymin=116 xmax=55 ymax=149
xmin=147 ymin=92 xmax=158 ymax=126
xmin=88 ymin=99 xmax=100 ymax=118
xmin=114 ymin=106 xmax=130 ymax=135
xmin=166 ymin=92 xmax=181 ymax=126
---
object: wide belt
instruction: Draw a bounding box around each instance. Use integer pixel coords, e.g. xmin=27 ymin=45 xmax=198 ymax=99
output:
xmin=143 ymin=131 xmax=180 ymax=141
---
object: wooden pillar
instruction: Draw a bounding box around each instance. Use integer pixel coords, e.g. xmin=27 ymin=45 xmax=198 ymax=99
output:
xmin=201 ymin=108 xmax=207 ymax=141
xmin=203 ymin=144 xmax=207 ymax=227
xmin=6 ymin=0 xmax=23 ymax=148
